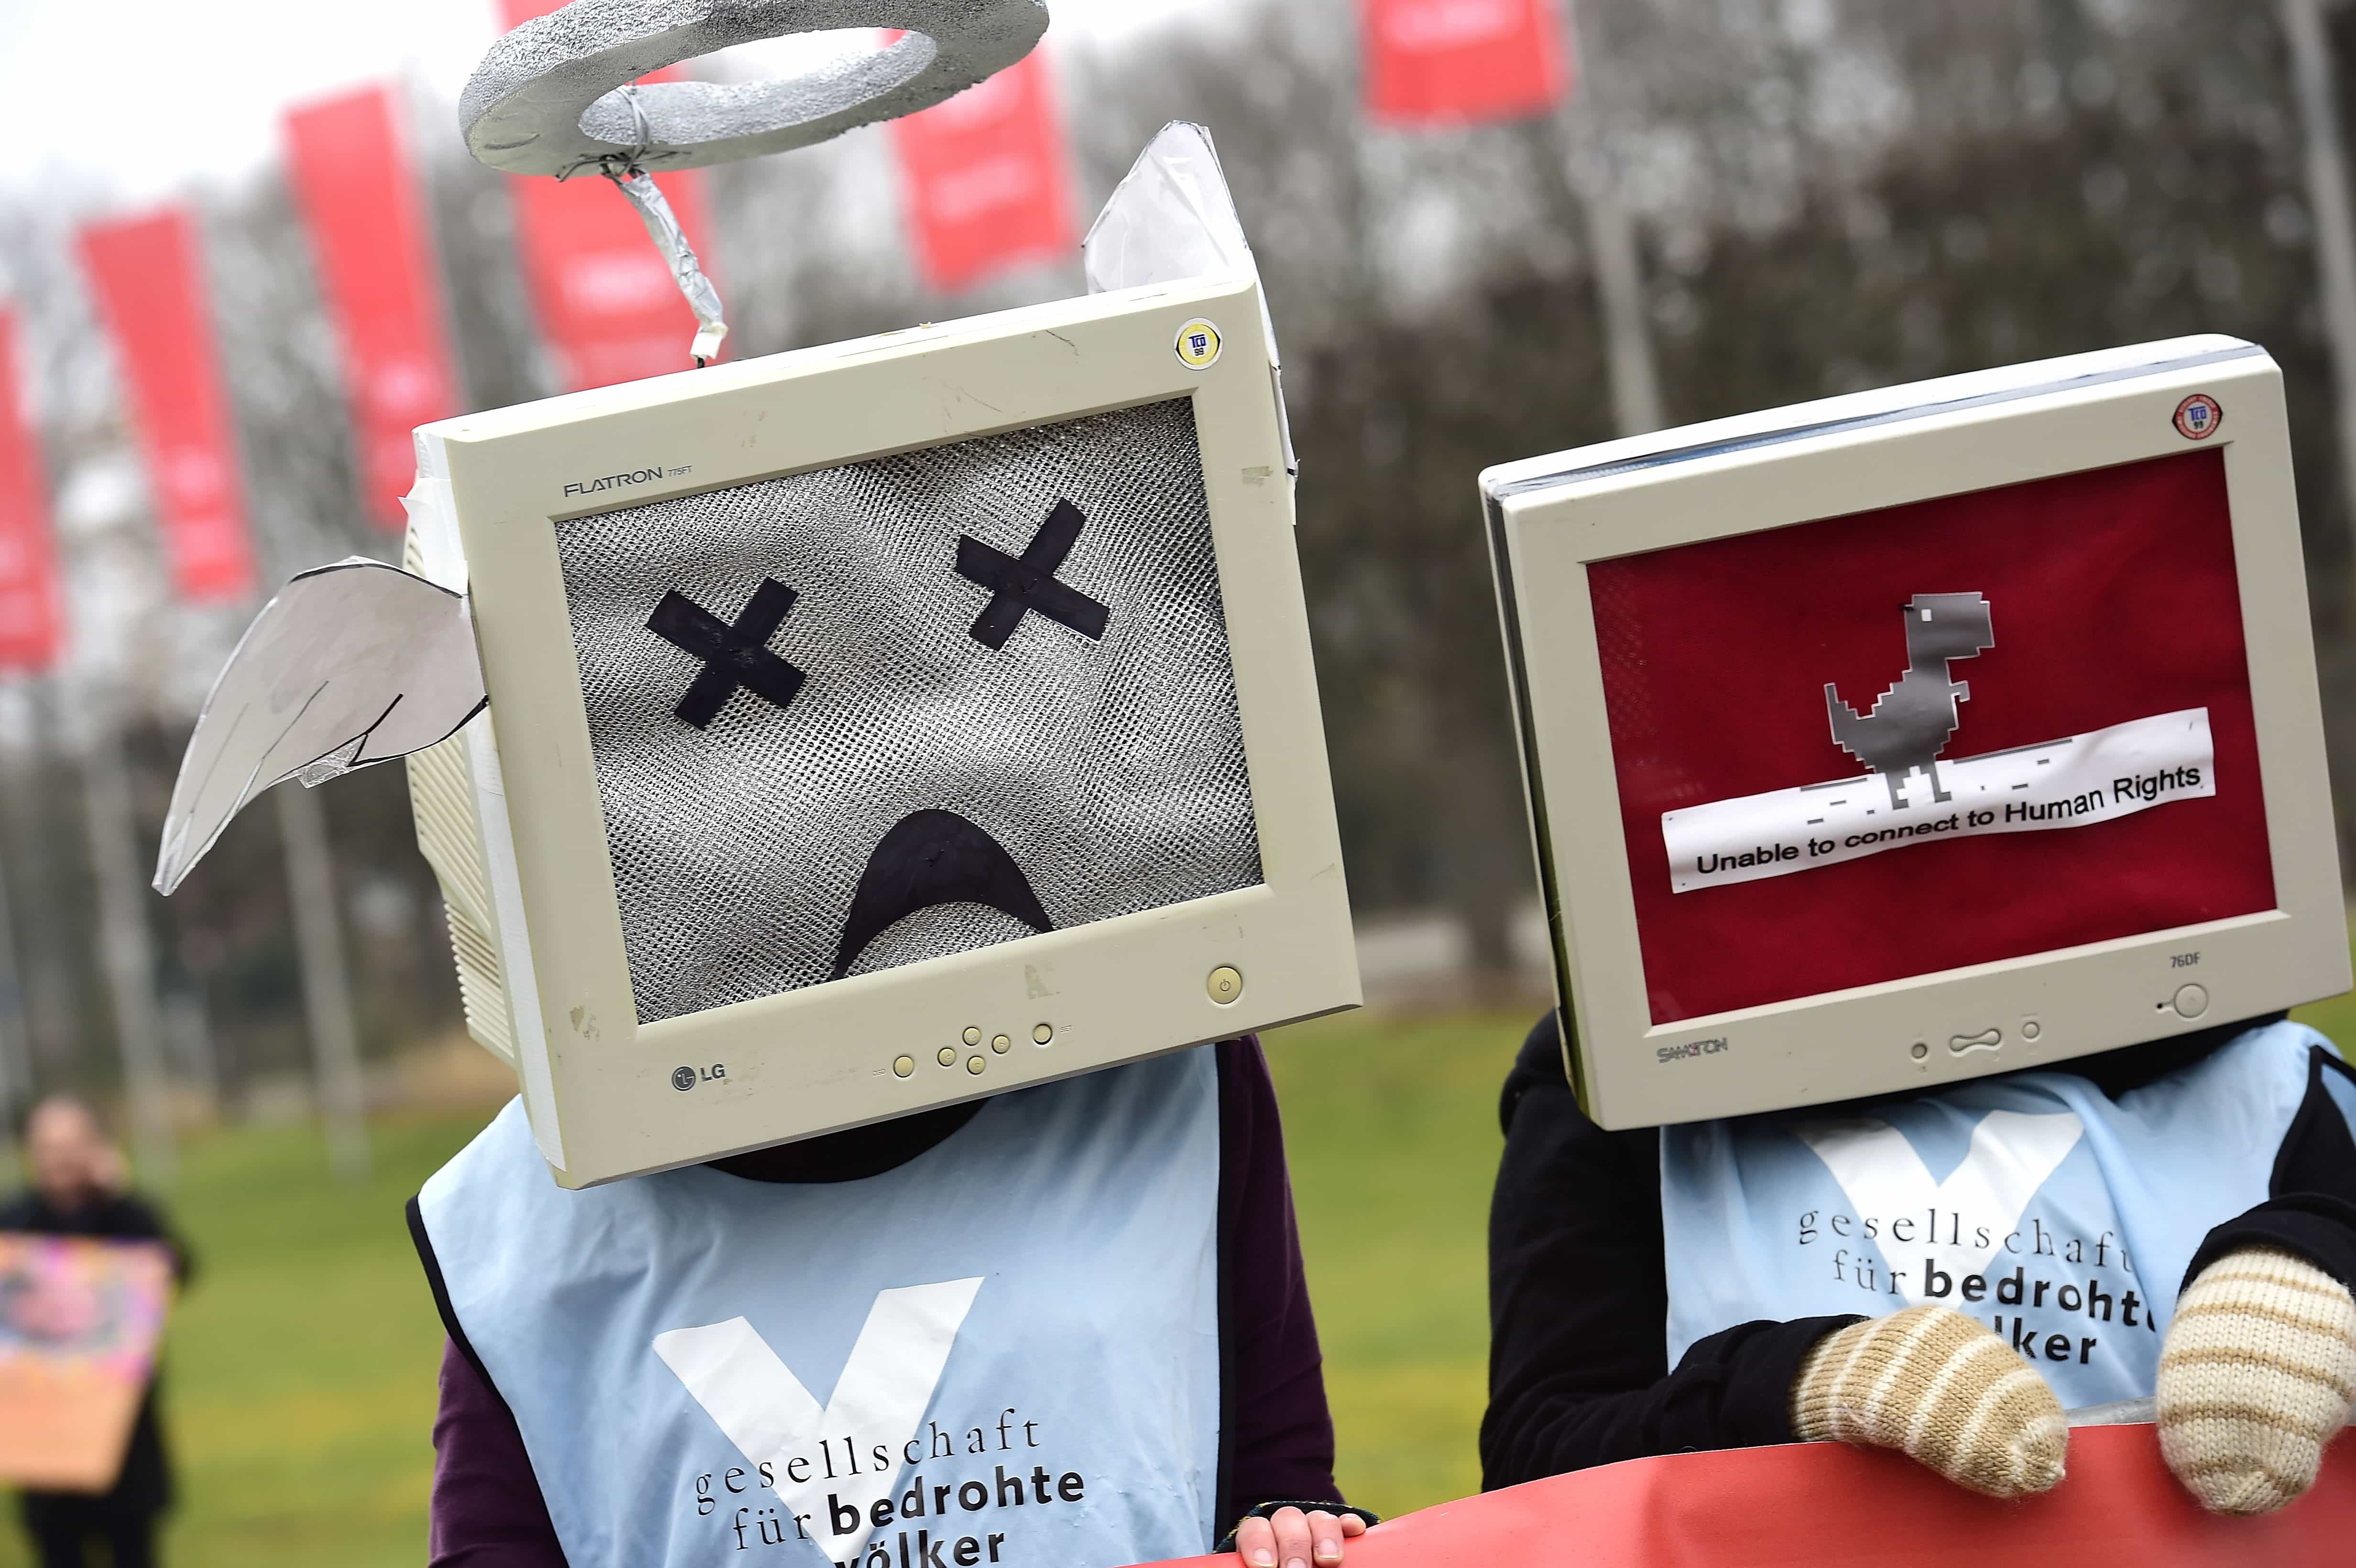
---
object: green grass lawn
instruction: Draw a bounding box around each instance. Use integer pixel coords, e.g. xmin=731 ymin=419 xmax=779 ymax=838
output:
xmin=1267 ymin=1011 xmax=1522 ymax=1517
xmin=0 ymin=1112 xmax=496 ymax=1568
xmin=2290 ymin=990 xmax=2356 ymax=1047
xmin=0 ymin=1008 xmax=1527 ymax=1564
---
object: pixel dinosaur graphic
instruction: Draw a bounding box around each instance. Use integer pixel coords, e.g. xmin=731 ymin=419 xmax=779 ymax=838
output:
xmin=1825 ymin=592 xmax=1996 ymax=810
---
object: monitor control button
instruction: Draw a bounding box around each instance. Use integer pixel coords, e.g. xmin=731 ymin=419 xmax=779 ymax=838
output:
xmin=1949 ymin=1027 xmax=2002 ymax=1055
xmin=2173 ymin=983 xmax=2210 ymax=1019
xmin=892 ymin=1056 xmax=915 ymax=1078
xmin=1207 ymin=966 xmax=1244 ymax=1004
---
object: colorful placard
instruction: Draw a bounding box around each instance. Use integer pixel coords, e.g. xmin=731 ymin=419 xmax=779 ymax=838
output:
xmin=0 ymin=1234 xmax=175 ymax=1492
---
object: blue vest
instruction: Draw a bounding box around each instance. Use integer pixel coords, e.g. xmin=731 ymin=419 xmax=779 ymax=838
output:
xmin=1660 ymin=1020 xmax=2356 ymax=1408
xmin=416 ymin=1049 xmax=1223 ymax=1568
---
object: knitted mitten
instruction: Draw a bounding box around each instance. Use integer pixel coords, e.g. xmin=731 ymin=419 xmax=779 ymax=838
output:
xmin=2157 ymin=1247 xmax=2356 ymax=1515
xmin=1791 ymin=1304 xmax=2068 ymax=1496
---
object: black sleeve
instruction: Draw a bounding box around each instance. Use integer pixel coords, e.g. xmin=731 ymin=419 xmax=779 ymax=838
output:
xmin=2182 ymin=1044 xmax=2356 ymax=1293
xmin=0 ymin=1192 xmax=194 ymax=1285
xmin=1481 ymin=1012 xmax=1857 ymax=1490
xmin=118 ymin=1195 xmax=196 ymax=1289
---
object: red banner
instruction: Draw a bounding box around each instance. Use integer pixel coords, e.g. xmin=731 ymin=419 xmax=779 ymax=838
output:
xmin=76 ymin=208 xmax=256 ymax=603
xmin=890 ymin=50 xmax=1074 ymax=293
xmin=284 ymin=84 xmax=458 ymax=530
xmin=0 ymin=310 xmax=63 ymax=670
xmin=1138 ymin=1424 xmax=2356 ymax=1568
xmin=498 ymin=0 xmax=718 ymax=391
xmin=1362 ymin=0 xmax=1570 ymax=124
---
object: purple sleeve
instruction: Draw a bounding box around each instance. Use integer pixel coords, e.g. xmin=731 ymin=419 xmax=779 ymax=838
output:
xmin=429 ymin=1339 xmax=568 ymax=1568
xmin=1215 ymin=1037 xmax=1346 ymax=1517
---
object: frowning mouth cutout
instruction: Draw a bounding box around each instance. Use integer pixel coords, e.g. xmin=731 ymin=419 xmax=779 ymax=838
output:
xmin=831 ymin=811 xmax=1053 ymax=981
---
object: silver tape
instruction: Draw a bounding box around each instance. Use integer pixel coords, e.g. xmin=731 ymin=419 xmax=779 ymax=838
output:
xmin=604 ymin=163 xmax=728 ymax=364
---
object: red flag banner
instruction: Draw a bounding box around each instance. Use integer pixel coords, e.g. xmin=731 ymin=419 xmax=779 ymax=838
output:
xmin=1362 ymin=0 xmax=1570 ymax=125
xmin=76 ymin=209 xmax=256 ymax=603
xmin=1133 ymin=1424 xmax=2356 ymax=1568
xmin=284 ymin=84 xmax=458 ymax=530
xmin=890 ymin=49 xmax=1074 ymax=293
xmin=497 ymin=0 xmax=717 ymax=391
xmin=0 ymin=310 xmax=63 ymax=671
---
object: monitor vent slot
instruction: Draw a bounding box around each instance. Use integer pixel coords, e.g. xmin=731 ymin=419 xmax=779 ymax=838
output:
xmin=402 ymin=523 xmax=515 ymax=1066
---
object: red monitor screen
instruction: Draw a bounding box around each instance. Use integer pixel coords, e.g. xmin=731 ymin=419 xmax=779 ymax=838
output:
xmin=1591 ymin=448 xmax=2273 ymax=1025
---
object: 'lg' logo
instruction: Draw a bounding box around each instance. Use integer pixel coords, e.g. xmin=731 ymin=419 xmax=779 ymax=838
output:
xmin=672 ymin=1064 xmax=725 ymax=1091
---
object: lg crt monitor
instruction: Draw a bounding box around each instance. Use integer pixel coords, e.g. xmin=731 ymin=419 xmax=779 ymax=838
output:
xmin=1483 ymin=336 xmax=2349 ymax=1130
xmin=401 ymin=275 xmax=1359 ymax=1186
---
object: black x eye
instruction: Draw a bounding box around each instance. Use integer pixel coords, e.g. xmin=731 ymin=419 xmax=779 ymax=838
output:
xmin=646 ymin=577 xmax=807 ymax=729
xmin=954 ymin=500 xmax=1112 ymax=650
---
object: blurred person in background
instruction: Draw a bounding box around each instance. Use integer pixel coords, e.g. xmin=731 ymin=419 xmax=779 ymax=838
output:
xmin=1 ymin=1096 xmax=193 ymax=1568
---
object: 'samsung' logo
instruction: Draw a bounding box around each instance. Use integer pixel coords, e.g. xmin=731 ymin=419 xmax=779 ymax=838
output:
xmin=1658 ymin=1037 xmax=1729 ymax=1064
xmin=564 ymin=465 xmax=666 ymax=498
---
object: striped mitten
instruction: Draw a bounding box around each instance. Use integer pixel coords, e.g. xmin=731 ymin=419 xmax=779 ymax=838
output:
xmin=2157 ymin=1247 xmax=2356 ymax=1515
xmin=1791 ymin=1304 xmax=2068 ymax=1496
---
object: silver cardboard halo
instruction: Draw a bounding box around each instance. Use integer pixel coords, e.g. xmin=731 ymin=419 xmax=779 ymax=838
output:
xmin=462 ymin=0 xmax=1050 ymax=177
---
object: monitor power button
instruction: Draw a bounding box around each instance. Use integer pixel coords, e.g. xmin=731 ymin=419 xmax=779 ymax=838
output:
xmin=2172 ymin=983 xmax=2210 ymax=1020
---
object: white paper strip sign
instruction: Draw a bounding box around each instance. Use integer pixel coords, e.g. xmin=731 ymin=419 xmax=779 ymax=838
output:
xmin=1663 ymin=708 xmax=2215 ymax=893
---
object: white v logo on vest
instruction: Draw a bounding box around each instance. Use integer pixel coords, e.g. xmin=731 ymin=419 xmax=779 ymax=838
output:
xmin=1793 ymin=1110 xmax=2084 ymax=1295
xmin=654 ymin=1276 xmax=985 ymax=1558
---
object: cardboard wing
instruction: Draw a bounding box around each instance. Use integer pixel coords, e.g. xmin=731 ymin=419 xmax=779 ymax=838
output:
xmin=152 ymin=556 xmax=486 ymax=895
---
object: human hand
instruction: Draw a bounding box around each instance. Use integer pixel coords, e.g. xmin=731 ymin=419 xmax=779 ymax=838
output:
xmin=1791 ymin=1304 xmax=2067 ymax=1497
xmin=2157 ymin=1247 xmax=2356 ymax=1515
xmin=86 ymin=1141 xmax=129 ymax=1196
xmin=1232 ymin=1506 xmax=1367 ymax=1568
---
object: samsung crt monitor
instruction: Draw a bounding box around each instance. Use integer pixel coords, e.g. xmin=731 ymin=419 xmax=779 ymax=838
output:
xmin=401 ymin=275 xmax=1359 ymax=1186
xmin=1483 ymin=337 xmax=2350 ymax=1130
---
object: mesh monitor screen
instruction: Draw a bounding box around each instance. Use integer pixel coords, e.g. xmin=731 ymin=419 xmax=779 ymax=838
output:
xmin=555 ymin=397 xmax=1263 ymax=1023
xmin=1591 ymin=448 xmax=2273 ymax=1025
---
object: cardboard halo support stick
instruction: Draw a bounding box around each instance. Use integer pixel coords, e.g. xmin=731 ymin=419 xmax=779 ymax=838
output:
xmin=1484 ymin=337 xmax=2350 ymax=1130
xmin=154 ymin=128 xmax=1358 ymax=1187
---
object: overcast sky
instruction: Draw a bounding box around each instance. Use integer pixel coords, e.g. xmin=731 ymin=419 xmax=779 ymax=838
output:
xmin=0 ymin=0 xmax=1221 ymax=205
